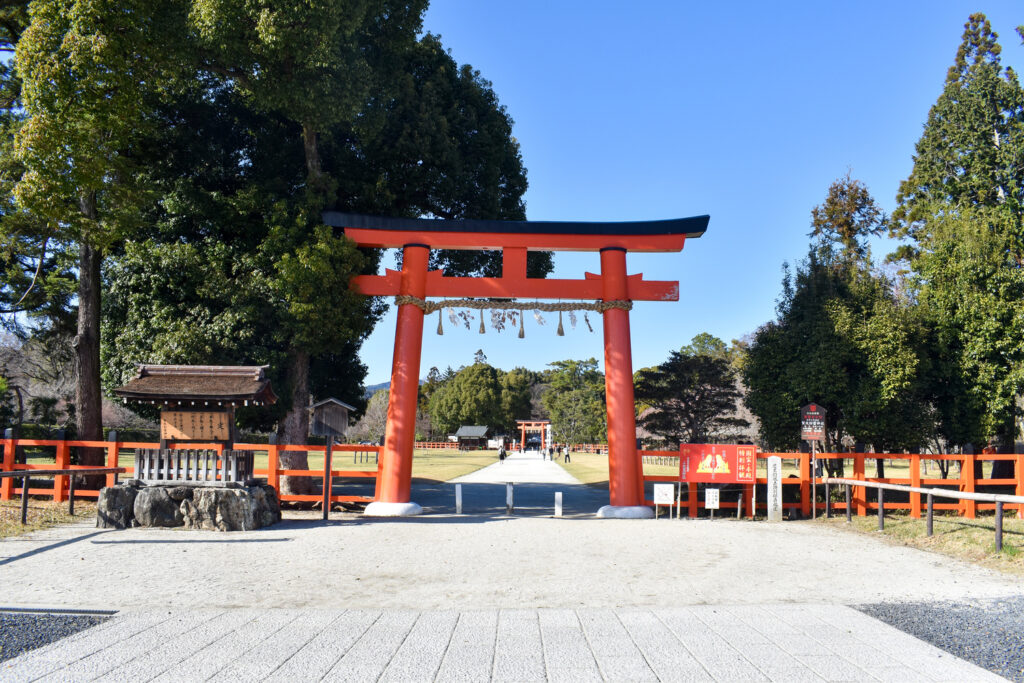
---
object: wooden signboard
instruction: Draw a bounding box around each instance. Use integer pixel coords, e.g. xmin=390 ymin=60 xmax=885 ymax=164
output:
xmin=160 ymin=410 xmax=231 ymax=442
xmin=801 ymin=403 xmax=827 ymax=443
xmin=679 ymin=444 xmax=756 ymax=483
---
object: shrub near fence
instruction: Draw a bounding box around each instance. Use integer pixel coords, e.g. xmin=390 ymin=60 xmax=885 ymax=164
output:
xmin=0 ymin=431 xmax=382 ymax=506
xmin=640 ymin=449 xmax=1024 ymax=520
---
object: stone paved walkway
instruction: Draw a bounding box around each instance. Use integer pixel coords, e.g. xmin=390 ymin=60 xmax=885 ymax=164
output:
xmin=450 ymin=450 xmax=581 ymax=485
xmin=0 ymin=605 xmax=1002 ymax=682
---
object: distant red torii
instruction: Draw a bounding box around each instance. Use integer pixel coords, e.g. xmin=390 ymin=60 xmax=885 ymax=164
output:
xmin=322 ymin=212 xmax=709 ymax=518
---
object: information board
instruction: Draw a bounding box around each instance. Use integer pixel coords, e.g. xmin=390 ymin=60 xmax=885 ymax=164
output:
xmin=801 ymin=403 xmax=827 ymax=442
xmin=160 ymin=410 xmax=231 ymax=442
xmin=766 ymin=456 xmax=783 ymax=522
xmin=653 ymin=484 xmax=675 ymax=505
xmin=679 ymin=444 xmax=756 ymax=483
xmin=705 ymin=488 xmax=720 ymax=510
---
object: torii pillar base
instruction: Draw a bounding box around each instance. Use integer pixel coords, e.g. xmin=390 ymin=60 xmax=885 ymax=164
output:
xmin=596 ymin=505 xmax=655 ymax=519
xmin=364 ymin=501 xmax=423 ymax=517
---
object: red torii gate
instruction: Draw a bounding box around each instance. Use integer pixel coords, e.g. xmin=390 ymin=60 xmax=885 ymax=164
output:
xmin=323 ymin=212 xmax=709 ymax=518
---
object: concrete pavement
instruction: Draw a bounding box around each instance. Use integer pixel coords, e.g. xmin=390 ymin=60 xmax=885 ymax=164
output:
xmin=1 ymin=605 xmax=1002 ymax=682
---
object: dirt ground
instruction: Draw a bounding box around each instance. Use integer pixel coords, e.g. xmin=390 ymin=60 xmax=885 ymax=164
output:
xmin=1 ymin=506 xmax=1021 ymax=612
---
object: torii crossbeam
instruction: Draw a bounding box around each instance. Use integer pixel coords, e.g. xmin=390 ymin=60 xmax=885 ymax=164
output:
xmin=323 ymin=212 xmax=709 ymax=518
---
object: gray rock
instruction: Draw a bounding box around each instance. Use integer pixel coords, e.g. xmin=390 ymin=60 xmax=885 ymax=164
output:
xmin=180 ymin=485 xmax=280 ymax=531
xmin=166 ymin=486 xmax=194 ymax=502
xmin=96 ymin=485 xmax=137 ymax=529
xmin=122 ymin=479 xmax=146 ymax=489
xmin=134 ymin=487 xmax=184 ymax=527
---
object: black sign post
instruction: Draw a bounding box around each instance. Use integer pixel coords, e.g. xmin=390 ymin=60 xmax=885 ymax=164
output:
xmin=801 ymin=403 xmax=827 ymax=519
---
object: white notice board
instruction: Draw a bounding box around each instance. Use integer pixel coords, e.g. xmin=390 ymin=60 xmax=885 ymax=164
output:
xmin=705 ymin=488 xmax=720 ymax=510
xmin=653 ymin=484 xmax=675 ymax=505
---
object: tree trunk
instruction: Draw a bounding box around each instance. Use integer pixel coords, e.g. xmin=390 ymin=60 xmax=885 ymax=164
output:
xmin=277 ymin=348 xmax=314 ymax=495
xmin=73 ymin=218 xmax=105 ymax=486
xmin=302 ymin=124 xmax=330 ymax=197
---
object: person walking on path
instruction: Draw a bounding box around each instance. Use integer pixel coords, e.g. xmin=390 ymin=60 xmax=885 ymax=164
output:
xmin=563 ymin=445 xmax=571 ymax=463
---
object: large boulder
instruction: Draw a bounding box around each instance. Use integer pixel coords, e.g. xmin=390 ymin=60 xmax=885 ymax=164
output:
xmin=180 ymin=485 xmax=280 ymax=531
xmin=134 ymin=487 xmax=184 ymax=527
xmin=96 ymin=485 xmax=139 ymax=529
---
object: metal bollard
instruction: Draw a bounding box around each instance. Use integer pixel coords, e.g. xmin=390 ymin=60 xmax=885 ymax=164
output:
xmin=455 ymin=483 xmax=463 ymax=514
xmin=996 ymin=501 xmax=1004 ymax=552
xmin=877 ymin=487 xmax=884 ymax=531
xmin=555 ymin=491 xmax=562 ymax=518
xmin=926 ymin=493 xmax=934 ymax=536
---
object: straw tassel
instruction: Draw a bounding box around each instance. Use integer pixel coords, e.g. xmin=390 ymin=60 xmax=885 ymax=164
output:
xmin=437 ymin=310 xmax=444 ymax=335
xmin=479 ymin=309 xmax=486 ymax=334
xmin=557 ymin=310 xmax=565 ymax=336
xmin=518 ymin=310 xmax=525 ymax=338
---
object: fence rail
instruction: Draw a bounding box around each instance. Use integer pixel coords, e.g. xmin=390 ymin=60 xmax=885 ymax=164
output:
xmin=0 ymin=431 xmax=382 ymax=507
xmin=640 ymin=449 xmax=1024 ymax=520
xmin=822 ymin=476 xmax=1024 ymax=550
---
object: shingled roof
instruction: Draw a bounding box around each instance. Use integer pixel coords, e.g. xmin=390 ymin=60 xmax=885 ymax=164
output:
xmin=114 ymin=365 xmax=277 ymax=407
xmin=455 ymin=425 xmax=490 ymax=438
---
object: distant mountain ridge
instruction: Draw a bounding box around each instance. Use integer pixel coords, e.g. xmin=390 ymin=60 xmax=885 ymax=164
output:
xmin=364 ymin=379 xmax=424 ymax=398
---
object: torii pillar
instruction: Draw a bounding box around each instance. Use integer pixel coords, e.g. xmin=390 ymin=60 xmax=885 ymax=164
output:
xmin=324 ymin=211 xmax=709 ymax=518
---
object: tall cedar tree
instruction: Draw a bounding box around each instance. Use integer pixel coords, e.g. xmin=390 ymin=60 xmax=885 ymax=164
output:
xmin=892 ymin=13 xmax=1024 ymax=451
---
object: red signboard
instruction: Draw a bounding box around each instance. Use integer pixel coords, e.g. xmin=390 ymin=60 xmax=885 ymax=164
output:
xmin=801 ymin=403 xmax=827 ymax=442
xmin=679 ymin=444 xmax=757 ymax=483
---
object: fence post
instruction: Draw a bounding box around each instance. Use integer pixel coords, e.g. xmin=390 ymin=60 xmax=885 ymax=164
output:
xmin=926 ymin=493 xmax=933 ymax=536
xmin=54 ymin=429 xmax=69 ymax=503
xmin=1 ymin=427 xmax=13 ymax=500
xmin=267 ymin=434 xmax=280 ymax=493
xmin=687 ymin=482 xmax=698 ymax=518
xmin=853 ymin=453 xmax=866 ymax=516
xmin=910 ymin=454 xmax=921 ymax=519
xmin=322 ymin=438 xmax=333 ymax=521
xmin=106 ymin=430 xmax=120 ymax=488
xmin=824 ymin=481 xmax=831 ymax=518
xmin=744 ymin=479 xmax=754 ymax=520
xmin=962 ymin=449 xmax=977 ymax=519
xmin=1016 ymin=451 xmax=1024 ymax=520
xmin=877 ymin=486 xmax=884 ymax=531
xmin=373 ymin=450 xmax=383 ymax=501
xmin=799 ymin=451 xmax=811 ymax=518
xmin=995 ymin=501 xmax=1003 ymax=552
xmin=844 ymin=484 xmax=851 ymax=522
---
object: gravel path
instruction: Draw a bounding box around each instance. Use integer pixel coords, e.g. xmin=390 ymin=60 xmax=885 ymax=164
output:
xmin=0 ymin=613 xmax=108 ymax=663
xmin=859 ymin=596 xmax=1024 ymax=682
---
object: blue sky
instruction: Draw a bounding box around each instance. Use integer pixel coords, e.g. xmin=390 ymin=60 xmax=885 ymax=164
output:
xmin=359 ymin=1 xmax=1024 ymax=385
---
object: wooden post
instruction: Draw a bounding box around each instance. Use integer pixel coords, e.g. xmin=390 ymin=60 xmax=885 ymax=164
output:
xmin=1016 ymin=452 xmax=1024 ymax=520
xmin=877 ymin=486 xmax=884 ymax=531
xmin=688 ymin=482 xmax=698 ymax=518
xmin=910 ymin=453 xmax=921 ymax=519
xmin=962 ymin=449 xmax=977 ymax=519
xmin=267 ymin=433 xmax=280 ymax=492
xmin=845 ymin=484 xmax=851 ymax=522
xmin=68 ymin=473 xmax=76 ymax=516
xmin=54 ymin=430 xmax=69 ymax=503
xmin=824 ymin=481 xmax=831 ymax=518
xmin=106 ymin=431 xmax=120 ymax=487
xmin=926 ymin=493 xmax=934 ymax=536
xmin=853 ymin=453 xmax=866 ymax=516
xmin=1 ymin=428 xmax=14 ymax=500
xmin=322 ymin=438 xmax=333 ymax=521
xmin=799 ymin=451 xmax=811 ymax=518
xmin=995 ymin=501 xmax=1003 ymax=552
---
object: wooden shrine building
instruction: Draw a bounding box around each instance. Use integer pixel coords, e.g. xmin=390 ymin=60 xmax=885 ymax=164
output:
xmin=114 ymin=365 xmax=277 ymax=448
